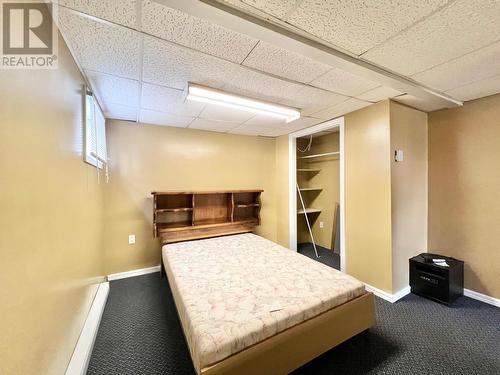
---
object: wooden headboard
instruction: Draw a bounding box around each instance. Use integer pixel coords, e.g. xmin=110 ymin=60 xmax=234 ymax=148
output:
xmin=152 ymin=190 xmax=262 ymax=244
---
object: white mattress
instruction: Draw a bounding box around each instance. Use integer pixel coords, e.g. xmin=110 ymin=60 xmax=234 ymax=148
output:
xmin=162 ymin=233 xmax=365 ymax=373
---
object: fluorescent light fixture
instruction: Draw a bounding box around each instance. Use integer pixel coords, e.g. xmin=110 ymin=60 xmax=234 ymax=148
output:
xmin=185 ymin=83 xmax=300 ymax=123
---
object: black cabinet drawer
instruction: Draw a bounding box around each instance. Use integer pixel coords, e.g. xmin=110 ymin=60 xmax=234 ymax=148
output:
xmin=410 ymin=267 xmax=449 ymax=303
xmin=409 ymin=254 xmax=463 ymax=305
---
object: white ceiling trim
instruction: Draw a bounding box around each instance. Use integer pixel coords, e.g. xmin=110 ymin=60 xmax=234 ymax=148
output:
xmin=161 ymin=0 xmax=461 ymax=109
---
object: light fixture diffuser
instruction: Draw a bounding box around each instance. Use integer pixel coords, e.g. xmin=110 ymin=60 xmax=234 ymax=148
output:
xmin=185 ymin=83 xmax=300 ymax=123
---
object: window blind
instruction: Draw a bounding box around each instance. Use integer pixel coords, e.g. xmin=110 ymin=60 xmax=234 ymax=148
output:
xmin=85 ymin=93 xmax=107 ymax=169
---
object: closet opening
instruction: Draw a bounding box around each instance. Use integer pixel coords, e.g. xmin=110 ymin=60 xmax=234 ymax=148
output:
xmin=288 ymin=117 xmax=345 ymax=272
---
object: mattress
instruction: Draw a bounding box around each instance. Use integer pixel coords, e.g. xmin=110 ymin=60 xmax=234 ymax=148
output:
xmin=162 ymin=233 xmax=365 ymax=373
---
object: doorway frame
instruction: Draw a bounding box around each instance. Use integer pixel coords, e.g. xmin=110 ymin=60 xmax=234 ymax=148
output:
xmin=288 ymin=117 xmax=346 ymax=272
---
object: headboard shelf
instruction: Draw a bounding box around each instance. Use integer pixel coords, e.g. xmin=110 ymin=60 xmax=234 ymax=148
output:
xmin=236 ymin=203 xmax=260 ymax=208
xmin=152 ymin=190 xmax=262 ymax=244
xmin=155 ymin=207 xmax=193 ymax=213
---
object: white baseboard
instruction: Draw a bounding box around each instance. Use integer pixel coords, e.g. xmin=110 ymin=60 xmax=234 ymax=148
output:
xmin=364 ymin=284 xmax=410 ymax=303
xmin=391 ymin=286 xmax=411 ymax=302
xmin=464 ymin=288 xmax=500 ymax=308
xmin=366 ymin=283 xmax=499 ymax=307
xmin=107 ymin=265 xmax=161 ymax=281
xmin=65 ymin=282 xmax=109 ymax=375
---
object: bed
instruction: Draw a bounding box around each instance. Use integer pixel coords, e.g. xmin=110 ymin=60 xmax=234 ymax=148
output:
xmin=161 ymin=233 xmax=375 ymax=375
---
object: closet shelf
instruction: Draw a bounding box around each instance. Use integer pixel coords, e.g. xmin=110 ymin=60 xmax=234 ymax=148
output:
xmin=236 ymin=203 xmax=260 ymax=208
xmin=299 ymin=151 xmax=339 ymax=159
xmin=297 ymin=168 xmax=321 ymax=173
xmin=297 ymin=208 xmax=321 ymax=215
xmin=155 ymin=207 xmax=193 ymax=213
xmin=298 ymin=187 xmax=322 ymax=191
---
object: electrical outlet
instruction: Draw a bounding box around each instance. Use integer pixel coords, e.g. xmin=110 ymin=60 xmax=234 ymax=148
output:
xmin=319 ymin=221 xmax=324 ymax=229
xmin=128 ymin=234 xmax=136 ymax=245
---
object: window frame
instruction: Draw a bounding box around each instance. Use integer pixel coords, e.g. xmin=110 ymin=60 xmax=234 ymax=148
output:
xmin=84 ymin=92 xmax=107 ymax=169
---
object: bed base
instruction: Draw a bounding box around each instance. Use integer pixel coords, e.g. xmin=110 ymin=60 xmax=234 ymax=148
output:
xmin=162 ymin=245 xmax=375 ymax=375
xmin=199 ymin=292 xmax=375 ymax=375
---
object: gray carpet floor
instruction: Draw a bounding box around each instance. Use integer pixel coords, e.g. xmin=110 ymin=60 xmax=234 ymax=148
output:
xmin=88 ymin=273 xmax=500 ymax=375
xmin=297 ymin=242 xmax=340 ymax=270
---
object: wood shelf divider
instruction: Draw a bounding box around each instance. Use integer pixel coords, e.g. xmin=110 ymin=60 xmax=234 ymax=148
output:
xmin=230 ymin=193 xmax=235 ymax=222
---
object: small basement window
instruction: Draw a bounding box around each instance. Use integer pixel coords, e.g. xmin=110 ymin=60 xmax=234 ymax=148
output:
xmin=85 ymin=93 xmax=107 ymax=169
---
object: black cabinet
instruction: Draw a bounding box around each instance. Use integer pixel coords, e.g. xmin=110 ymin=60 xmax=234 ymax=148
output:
xmin=409 ymin=253 xmax=464 ymax=305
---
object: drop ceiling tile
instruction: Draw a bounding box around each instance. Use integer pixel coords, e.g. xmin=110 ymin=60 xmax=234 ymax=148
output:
xmin=142 ymin=36 xmax=234 ymax=90
xmin=243 ymin=114 xmax=319 ymax=130
xmin=310 ymin=68 xmax=379 ymax=96
xmin=280 ymin=85 xmax=348 ymax=116
xmin=362 ymin=0 xmax=500 ymax=76
xmin=392 ymin=94 xmax=443 ymax=112
xmin=235 ymin=0 xmax=297 ymax=19
xmin=221 ymin=67 xmax=298 ymax=105
xmin=244 ymin=115 xmax=288 ymax=128
xmin=229 ymin=124 xmax=277 ymax=136
xmin=59 ymin=0 xmax=137 ymax=27
xmin=257 ymin=128 xmax=293 ymax=137
xmin=445 ymin=74 xmax=500 ymax=102
xmin=356 ymin=86 xmax=404 ymax=102
xmin=85 ymin=70 xmax=139 ymax=107
xmin=188 ymin=118 xmax=239 ymax=132
xmin=58 ymin=8 xmax=141 ymax=79
xmin=141 ymin=83 xmax=204 ymax=117
xmin=242 ymin=41 xmax=331 ymax=83
xmin=269 ymin=119 xmax=324 ymax=135
xmin=245 ymin=115 xmax=290 ymax=128
xmin=282 ymin=116 xmax=322 ymax=131
xmin=139 ymin=109 xmax=194 ymax=127
xmin=312 ymin=98 xmax=372 ymax=120
xmin=142 ymin=35 xmax=345 ymax=120
xmin=101 ymin=102 xmax=138 ymax=121
xmin=412 ymin=41 xmax=500 ymax=92
xmin=287 ymin=0 xmax=447 ymax=55
xmin=199 ymin=104 xmax=255 ymax=123
xmin=142 ymin=0 xmax=257 ymax=63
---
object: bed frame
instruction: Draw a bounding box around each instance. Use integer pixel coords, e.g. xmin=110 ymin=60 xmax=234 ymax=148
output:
xmin=157 ymin=190 xmax=375 ymax=374
xmin=201 ymin=293 xmax=374 ymax=375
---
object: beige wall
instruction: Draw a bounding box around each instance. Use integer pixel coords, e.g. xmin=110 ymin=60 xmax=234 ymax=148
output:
xmin=390 ymin=102 xmax=428 ymax=292
xmin=429 ymin=94 xmax=500 ymax=299
xmin=275 ymin=135 xmax=290 ymax=247
xmin=344 ymin=101 xmax=393 ymax=293
xmin=297 ymin=133 xmax=340 ymax=249
xmin=103 ymin=121 xmax=278 ymax=274
xmin=0 ymin=34 xmax=104 ymax=374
